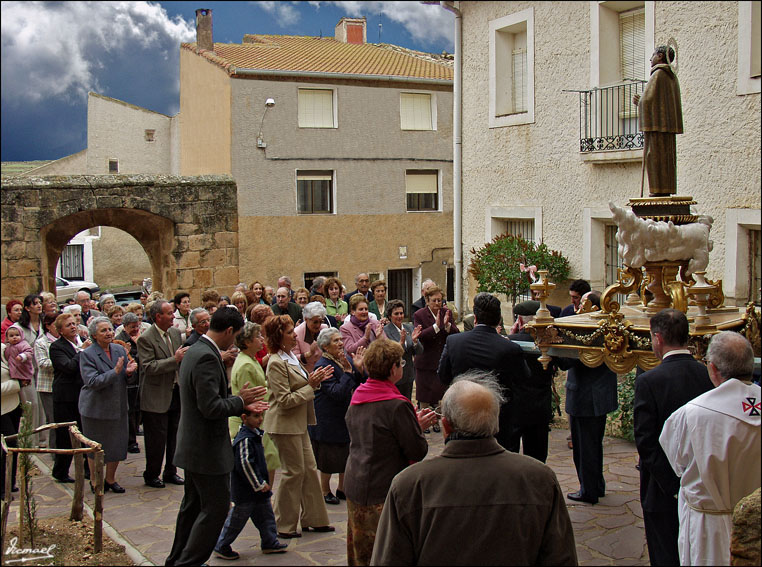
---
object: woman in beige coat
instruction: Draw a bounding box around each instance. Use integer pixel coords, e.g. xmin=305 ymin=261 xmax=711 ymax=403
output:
xmin=262 ymin=315 xmax=334 ymax=538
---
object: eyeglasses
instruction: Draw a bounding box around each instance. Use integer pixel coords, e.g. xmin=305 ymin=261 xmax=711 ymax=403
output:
xmin=397 ymin=360 xmax=406 ymax=368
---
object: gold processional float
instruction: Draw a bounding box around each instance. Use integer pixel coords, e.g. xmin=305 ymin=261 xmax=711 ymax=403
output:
xmin=526 ymin=196 xmax=761 ymax=375
xmin=525 ymin=39 xmax=760 ymax=373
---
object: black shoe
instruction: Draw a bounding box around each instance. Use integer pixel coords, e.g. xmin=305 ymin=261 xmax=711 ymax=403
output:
xmin=105 ymin=481 xmax=125 ymax=493
xmin=423 ymin=428 xmax=430 ymax=434
xmin=144 ymin=477 xmax=165 ymax=489
xmin=128 ymin=443 xmax=140 ymax=454
xmin=432 ymin=423 xmax=441 ymax=433
xmin=54 ymin=475 xmax=75 ymax=483
xmin=213 ymin=548 xmax=240 ymax=560
xmin=336 ymin=489 xmax=346 ymax=500
xmin=277 ymin=531 xmax=301 ymax=539
xmin=11 ymin=486 xmax=19 ymax=493
xmin=304 ymin=525 xmax=335 ymax=533
xmin=323 ymin=492 xmax=340 ymax=505
xmin=567 ymin=491 xmax=598 ymax=505
xmin=262 ymin=542 xmax=289 ymax=554
xmin=163 ymin=474 xmax=184 ymax=485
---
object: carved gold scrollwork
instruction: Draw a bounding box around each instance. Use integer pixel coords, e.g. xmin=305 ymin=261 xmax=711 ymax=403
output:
xmin=601 ymin=265 xmax=643 ymax=314
xmin=578 ymin=347 xmax=660 ymax=374
xmin=666 ymin=279 xmax=688 ymax=313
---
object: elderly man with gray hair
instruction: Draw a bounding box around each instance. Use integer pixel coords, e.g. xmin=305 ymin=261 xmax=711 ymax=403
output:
xmin=660 ymin=331 xmax=761 ymax=566
xmin=183 ymin=307 xmax=211 ymax=347
xmin=372 ymin=371 xmax=578 ymax=566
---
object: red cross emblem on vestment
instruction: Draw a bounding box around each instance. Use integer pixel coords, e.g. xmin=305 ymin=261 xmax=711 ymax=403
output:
xmin=742 ymin=397 xmax=761 ymax=416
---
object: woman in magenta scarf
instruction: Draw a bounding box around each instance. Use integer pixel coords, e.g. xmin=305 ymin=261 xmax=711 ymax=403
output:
xmin=340 ymin=295 xmax=382 ymax=355
xmin=343 ymin=339 xmax=436 ymax=566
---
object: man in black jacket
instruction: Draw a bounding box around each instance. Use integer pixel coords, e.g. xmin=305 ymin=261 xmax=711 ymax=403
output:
xmin=437 ymin=292 xmax=529 ymax=450
xmin=166 ymin=307 xmax=266 ymax=566
xmin=49 ymin=312 xmax=91 ymax=482
xmin=633 ymin=309 xmax=713 ymax=565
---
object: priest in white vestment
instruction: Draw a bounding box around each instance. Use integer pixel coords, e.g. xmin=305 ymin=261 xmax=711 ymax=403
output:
xmin=660 ymin=331 xmax=761 ymax=566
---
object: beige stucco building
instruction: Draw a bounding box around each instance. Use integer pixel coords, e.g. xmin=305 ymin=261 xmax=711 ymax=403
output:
xmin=178 ymin=13 xmax=455 ymax=306
xmin=455 ymin=0 xmax=760 ymax=310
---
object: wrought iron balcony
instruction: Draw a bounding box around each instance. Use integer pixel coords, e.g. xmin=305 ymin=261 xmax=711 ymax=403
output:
xmin=567 ymin=81 xmax=647 ymax=153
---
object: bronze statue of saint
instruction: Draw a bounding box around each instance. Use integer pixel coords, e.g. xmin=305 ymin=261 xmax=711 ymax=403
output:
xmin=633 ymin=45 xmax=683 ymax=196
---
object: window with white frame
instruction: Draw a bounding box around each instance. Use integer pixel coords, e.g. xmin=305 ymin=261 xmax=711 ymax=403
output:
xmin=738 ymin=1 xmax=761 ymax=95
xmin=405 ymin=170 xmax=438 ymax=212
xmin=298 ymin=88 xmax=336 ymax=128
xmin=592 ymin=2 xmax=652 ymax=87
xmin=400 ymin=93 xmax=434 ymax=130
xmin=297 ymin=170 xmax=334 ymax=214
xmin=489 ymin=8 xmax=534 ymax=128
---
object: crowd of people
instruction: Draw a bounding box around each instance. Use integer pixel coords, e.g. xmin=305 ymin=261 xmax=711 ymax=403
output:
xmin=1 ymin=271 xmax=759 ymax=566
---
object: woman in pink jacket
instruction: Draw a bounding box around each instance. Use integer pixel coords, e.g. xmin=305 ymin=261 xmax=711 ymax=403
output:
xmin=340 ymin=295 xmax=382 ymax=355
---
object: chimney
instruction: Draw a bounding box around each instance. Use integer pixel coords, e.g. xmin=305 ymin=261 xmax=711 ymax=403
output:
xmin=196 ymin=9 xmax=214 ymax=51
xmin=335 ymin=17 xmax=366 ymax=44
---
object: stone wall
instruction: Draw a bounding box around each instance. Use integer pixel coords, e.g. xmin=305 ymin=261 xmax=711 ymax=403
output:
xmin=1 ymin=174 xmax=240 ymax=307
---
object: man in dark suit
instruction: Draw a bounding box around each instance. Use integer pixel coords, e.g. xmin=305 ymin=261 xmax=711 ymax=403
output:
xmin=557 ymin=290 xmax=617 ymax=505
xmin=559 ymin=279 xmax=591 ymax=317
xmin=633 ymin=309 xmax=713 ymax=565
xmin=49 ymin=312 xmax=91 ymax=483
xmin=438 ymin=292 xmax=529 ymax=450
xmin=272 ymin=287 xmax=302 ymax=325
xmin=75 ymin=290 xmax=101 ymax=326
xmin=343 ymin=272 xmax=373 ymax=303
xmin=166 ymin=307 xmax=267 ymax=567
xmin=137 ymin=300 xmax=188 ymax=488
xmin=182 ymin=307 xmax=210 ymax=347
xmin=410 ymin=279 xmax=435 ymax=316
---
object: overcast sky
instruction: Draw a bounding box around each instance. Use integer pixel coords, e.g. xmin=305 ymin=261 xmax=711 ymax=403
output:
xmin=1 ymin=1 xmax=455 ymax=162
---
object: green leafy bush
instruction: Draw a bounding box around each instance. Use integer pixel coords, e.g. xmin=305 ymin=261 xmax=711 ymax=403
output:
xmin=607 ymin=371 xmax=637 ymax=441
xmin=469 ymin=234 xmax=570 ymax=307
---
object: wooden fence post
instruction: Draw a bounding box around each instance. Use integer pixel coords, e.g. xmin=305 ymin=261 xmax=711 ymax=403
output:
xmin=93 ymin=449 xmax=104 ymax=553
xmin=69 ymin=429 xmax=84 ymax=521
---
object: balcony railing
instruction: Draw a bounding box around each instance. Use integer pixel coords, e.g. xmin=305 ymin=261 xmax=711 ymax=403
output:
xmin=567 ymin=81 xmax=647 ymax=152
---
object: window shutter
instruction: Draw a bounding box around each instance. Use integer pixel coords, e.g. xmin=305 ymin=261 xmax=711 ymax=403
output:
xmin=298 ymin=89 xmax=334 ymax=128
xmin=405 ymin=171 xmax=438 ymax=194
xmin=620 ymin=9 xmax=645 ymax=82
xmin=400 ymin=93 xmax=432 ymax=130
xmin=512 ymin=48 xmax=527 ymax=113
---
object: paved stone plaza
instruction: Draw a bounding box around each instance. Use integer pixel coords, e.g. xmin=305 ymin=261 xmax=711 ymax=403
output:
xmin=7 ymin=427 xmax=648 ymax=565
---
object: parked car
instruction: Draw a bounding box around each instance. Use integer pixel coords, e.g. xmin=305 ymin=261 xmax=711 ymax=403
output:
xmin=113 ymin=290 xmax=144 ymax=306
xmin=55 ymin=276 xmax=100 ymax=303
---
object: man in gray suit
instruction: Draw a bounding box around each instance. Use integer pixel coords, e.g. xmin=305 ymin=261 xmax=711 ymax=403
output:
xmin=137 ymin=299 xmax=188 ymax=488
xmin=166 ymin=306 xmax=267 ymax=566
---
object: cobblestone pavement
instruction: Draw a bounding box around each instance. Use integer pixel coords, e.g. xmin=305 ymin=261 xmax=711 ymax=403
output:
xmin=9 ymin=428 xmax=648 ymax=565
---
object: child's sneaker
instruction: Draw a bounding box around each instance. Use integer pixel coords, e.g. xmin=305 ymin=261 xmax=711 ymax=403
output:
xmin=214 ymin=547 xmax=240 ymax=560
xmin=262 ymin=542 xmax=289 ymax=554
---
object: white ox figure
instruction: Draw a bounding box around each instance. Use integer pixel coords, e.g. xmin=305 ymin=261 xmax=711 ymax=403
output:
xmin=609 ymin=202 xmax=713 ymax=277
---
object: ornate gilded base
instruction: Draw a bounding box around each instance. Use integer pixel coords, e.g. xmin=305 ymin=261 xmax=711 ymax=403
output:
xmin=628 ymin=195 xmax=698 ymax=225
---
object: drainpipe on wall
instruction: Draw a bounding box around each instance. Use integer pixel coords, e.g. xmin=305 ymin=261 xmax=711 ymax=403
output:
xmin=439 ymin=1 xmax=463 ymax=317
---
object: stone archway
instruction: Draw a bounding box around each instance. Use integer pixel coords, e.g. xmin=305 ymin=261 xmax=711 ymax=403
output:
xmin=1 ymin=174 xmax=240 ymax=306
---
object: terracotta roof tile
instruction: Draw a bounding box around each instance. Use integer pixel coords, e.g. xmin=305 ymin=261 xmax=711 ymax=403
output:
xmin=181 ymin=35 xmax=453 ymax=82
